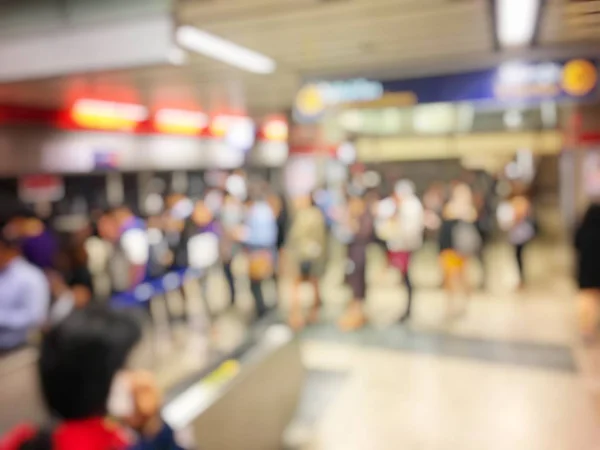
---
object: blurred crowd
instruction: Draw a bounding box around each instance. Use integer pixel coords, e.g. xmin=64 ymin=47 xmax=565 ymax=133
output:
xmin=6 ymin=164 xmax=596 ymax=450
xmin=0 ymin=168 xmax=543 ymax=354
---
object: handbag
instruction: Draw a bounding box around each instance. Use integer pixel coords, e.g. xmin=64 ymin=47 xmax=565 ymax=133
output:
xmin=248 ymin=249 xmax=274 ymax=281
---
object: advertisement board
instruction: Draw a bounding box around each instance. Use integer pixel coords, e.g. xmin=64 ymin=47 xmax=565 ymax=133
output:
xmin=294 ymin=59 xmax=600 ymax=123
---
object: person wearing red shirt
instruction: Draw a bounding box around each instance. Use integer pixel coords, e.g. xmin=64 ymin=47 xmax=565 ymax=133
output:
xmin=0 ymin=306 xmax=183 ymax=450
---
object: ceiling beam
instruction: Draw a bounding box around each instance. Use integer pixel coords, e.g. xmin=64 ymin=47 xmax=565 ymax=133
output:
xmin=488 ymin=0 xmax=500 ymax=51
xmin=532 ymin=0 xmax=548 ymax=46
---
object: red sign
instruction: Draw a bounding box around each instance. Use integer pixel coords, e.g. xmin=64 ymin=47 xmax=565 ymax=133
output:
xmin=19 ymin=175 xmax=65 ymax=203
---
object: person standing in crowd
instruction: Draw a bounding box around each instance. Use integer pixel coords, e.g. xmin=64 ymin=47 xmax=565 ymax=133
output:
xmin=378 ymin=180 xmax=424 ymax=322
xmin=238 ymin=187 xmax=278 ymax=319
xmin=23 ymin=215 xmax=59 ymax=271
xmin=287 ymin=193 xmax=327 ymax=330
xmin=269 ymin=191 xmax=289 ymax=281
xmin=182 ymin=197 xmax=223 ymax=322
xmin=338 ymin=193 xmax=374 ymax=331
xmin=439 ymin=183 xmax=480 ymax=318
xmin=86 ymin=211 xmax=117 ymax=299
xmin=220 ymin=192 xmax=244 ymax=306
xmin=0 ymin=306 xmax=184 ymax=450
xmin=422 ymin=181 xmax=446 ymax=237
xmin=48 ymin=237 xmax=94 ymax=324
xmin=497 ymin=187 xmax=535 ymax=289
xmin=574 ymin=202 xmax=600 ymax=340
xmin=0 ymin=232 xmax=50 ymax=353
xmin=472 ymin=172 xmax=496 ymax=289
xmin=108 ymin=206 xmax=150 ymax=295
xmin=7 ymin=213 xmax=59 ymax=270
xmin=145 ymin=214 xmax=171 ymax=280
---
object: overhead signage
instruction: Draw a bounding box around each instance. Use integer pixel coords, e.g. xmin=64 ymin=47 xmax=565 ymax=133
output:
xmin=294 ymin=59 xmax=599 ymax=123
xmin=210 ymin=115 xmax=256 ymax=151
xmin=153 ymin=108 xmax=208 ymax=135
xmin=70 ymin=99 xmax=148 ymax=131
xmin=93 ymin=150 xmax=121 ymax=170
xmin=259 ymin=116 xmax=288 ymax=142
xmin=294 ymin=79 xmax=384 ymax=122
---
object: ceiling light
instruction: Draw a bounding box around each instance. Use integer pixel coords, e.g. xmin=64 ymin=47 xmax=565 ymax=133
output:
xmin=176 ymin=26 xmax=276 ymax=74
xmin=496 ymin=0 xmax=540 ymax=48
xmin=154 ymin=109 xmax=208 ymax=135
xmin=71 ymin=99 xmax=148 ymax=130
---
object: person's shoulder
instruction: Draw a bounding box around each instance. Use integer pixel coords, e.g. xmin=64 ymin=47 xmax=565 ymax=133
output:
xmin=0 ymin=423 xmax=38 ymax=450
xmin=14 ymin=258 xmax=47 ymax=281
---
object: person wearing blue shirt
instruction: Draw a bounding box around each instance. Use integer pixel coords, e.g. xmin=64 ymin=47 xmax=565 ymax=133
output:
xmin=240 ymin=191 xmax=278 ymax=319
xmin=0 ymin=232 xmax=49 ymax=352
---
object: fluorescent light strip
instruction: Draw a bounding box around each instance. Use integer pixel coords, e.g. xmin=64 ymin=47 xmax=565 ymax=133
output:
xmin=496 ymin=0 xmax=540 ymax=48
xmin=73 ymin=99 xmax=148 ymax=121
xmin=176 ymin=26 xmax=276 ymax=74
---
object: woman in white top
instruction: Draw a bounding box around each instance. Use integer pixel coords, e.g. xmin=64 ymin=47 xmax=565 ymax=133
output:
xmin=376 ymin=180 xmax=424 ymax=322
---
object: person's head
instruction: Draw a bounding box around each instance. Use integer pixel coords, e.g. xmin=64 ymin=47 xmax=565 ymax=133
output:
xmin=451 ymin=183 xmax=473 ymax=206
xmin=112 ymin=206 xmax=133 ymax=224
xmin=394 ymin=179 xmax=416 ymax=201
xmin=39 ymin=306 xmax=141 ymax=420
xmin=348 ymin=194 xmax=365 ymax=216
xmin=0 ymin=233 xmax=20 ymax=269
xmin=97 ymin=211 xmax=119 ymax=242
xmin=192 ymin=199 xmax=213 ymax=226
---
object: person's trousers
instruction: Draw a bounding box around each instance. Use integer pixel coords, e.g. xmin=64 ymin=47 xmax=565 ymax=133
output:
xmin=515 ymin=243 xmax=526 ymax=282
xmin=250 ymin=280 xmax=267 ymax=318
xmin=388 ymin=251 xmax=414 ymax=316
xmin=403 ymin=269 xmax=413 ymax=315
xmin=223 ymin=260 xmax=236 ymax=305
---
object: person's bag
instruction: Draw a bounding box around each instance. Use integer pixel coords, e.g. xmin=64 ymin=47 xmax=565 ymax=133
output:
xmin=509 ymin=220 xmax=535 ymax=246
xmin=248 ymin=249 xmax=274 ymax=281
xmin=452 ymin=221 xmax=482 ymax=256
xmin=188 ymin=232 xmax=220 ymax=269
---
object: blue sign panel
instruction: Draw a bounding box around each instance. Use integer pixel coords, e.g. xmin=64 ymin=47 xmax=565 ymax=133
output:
xmin=294 ymin=59 xmax=599 ymax=123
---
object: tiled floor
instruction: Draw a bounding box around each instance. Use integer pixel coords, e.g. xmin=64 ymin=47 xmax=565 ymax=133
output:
xmin=279 ymin=240 xmax=600 ymax=450
xmin=299 ymin=343 xmax=600 ymax=450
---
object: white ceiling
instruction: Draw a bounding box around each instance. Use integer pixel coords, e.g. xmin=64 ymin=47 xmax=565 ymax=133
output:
xmin=0 ymin=0 xmax=598 ymax=115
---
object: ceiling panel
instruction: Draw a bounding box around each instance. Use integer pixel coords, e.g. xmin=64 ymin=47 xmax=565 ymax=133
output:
xmin=540 ymin=0 xmax=600 ymax=45
xmin=0 ymin=0 xmax=495 ymax=114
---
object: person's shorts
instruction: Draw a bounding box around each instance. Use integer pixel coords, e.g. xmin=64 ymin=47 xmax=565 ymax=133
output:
xmin=440 ymin=250 xmax=466 ymax=275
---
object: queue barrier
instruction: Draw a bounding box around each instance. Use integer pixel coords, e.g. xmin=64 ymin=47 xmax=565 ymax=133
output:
xmin=110 ymin=267 xmax=204 ymax=308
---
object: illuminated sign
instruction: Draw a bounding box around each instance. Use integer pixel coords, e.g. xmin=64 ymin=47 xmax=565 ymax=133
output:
xmin=494 ymin=60 xmax=598 ymax=100
xmin=294 ymin=79 xmax=384 ymax=122
xmin=294 ymin=59 xmax=599 ymax=123
xmin=562 ymin=59 xmax=598 ymax=96
xmin=154 ymin=108 xmax=208 ymax=135
xmin=210 ymin=115 xmax=256 ymax=151
xmin=260 ymin=117 xmax=288 ymax=141
xmin=71 ymin=99 xmax=148 ymax=131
